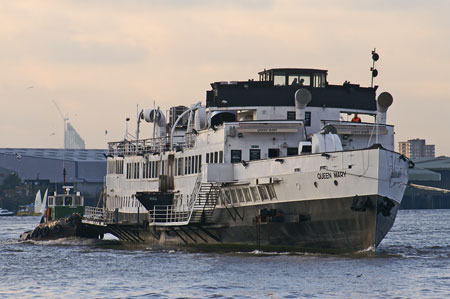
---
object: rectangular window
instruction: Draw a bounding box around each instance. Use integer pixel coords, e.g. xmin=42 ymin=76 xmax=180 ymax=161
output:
xmin=219 ymin=151 xmax=223 ymax=163
xmin=161 ymin=160 xmax=165 ymax=176
xmin=250 ymin=187 xmax=260 ymax=201
xmin=243 ymin=188 xmax=252 ymax=202
xmin=287 ymin=147 xmax=298 ymax=156
xmin=198 ymin=155 xmax=202 ymax=172
xmin=266 ymin=185 xmax=276 ymax=199
xmin=258 ymin=185 xmax=269 ymax=201
xmin=224 ymin=190 xmax=232 ymax=205
xmin=214 ymin=152 xmax=218 ymax=163
xmin=268 ymin=148 xmax=280 ymax=158
xmin=287 ymin=111 xmax=296 ymax=120
xmin=191 ymin=156 xmax=195 ymax=174
xmin=155 ymin=161 xmax=159 ymax=177
xmin=194 ymin=155 xmax=198 ymax=173
xmin=274 ymin=74 xmax=286 ymax=86
xmin=206 ymin=153 xmax=209 ymax=163
xmin=185 ymin=157 xmax=188 ymax=175
xmin=136 ymin=162 xmax=140 ymax=179
xmin=230 ymin=189 xmax=238 ymax=204
xmin=236 ymin=189 xmax=245 ymax=203
xmin=178 ymin=158 xmax=183 ymax=176
xmin=231 ymin=150 xmax=242 ymax=163
xmin=305 ymin=111 xmax=311 ymax=127
xmin=249 ymin=149 xmax=261 ymax=161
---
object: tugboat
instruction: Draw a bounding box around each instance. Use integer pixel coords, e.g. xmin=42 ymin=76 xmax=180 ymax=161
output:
xmin=83 ymin=52 xmax=411 ymax=252
xmin=20 ymin=186 xmax=100 ymax=241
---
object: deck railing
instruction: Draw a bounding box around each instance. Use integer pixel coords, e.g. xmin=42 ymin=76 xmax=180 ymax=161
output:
xmin=83 ymin=206 xmax=114 ymax=224
xmin=108 ymin=133 xmax=197 ymax=156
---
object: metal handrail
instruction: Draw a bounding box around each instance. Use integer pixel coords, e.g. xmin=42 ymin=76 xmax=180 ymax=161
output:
xmin=84 ymin=206 xmax=114 ymax=224
xmin=148 ymin=172 xmax=203 ymax=225
xmin=108 ymin=133 xmax=198 ymax=157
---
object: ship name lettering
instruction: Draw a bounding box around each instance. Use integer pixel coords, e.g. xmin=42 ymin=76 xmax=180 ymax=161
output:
xmin=257 ymin=128 xmax=277 ymax=132
xmin=317 ymin=172 xmax=332 ymax=180
xmin=333 ymin=171 xmax=346 ymax=178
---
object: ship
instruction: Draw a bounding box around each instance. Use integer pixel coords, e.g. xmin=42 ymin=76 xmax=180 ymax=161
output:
xmin=84 ymin=60 xmax=411 ymax=252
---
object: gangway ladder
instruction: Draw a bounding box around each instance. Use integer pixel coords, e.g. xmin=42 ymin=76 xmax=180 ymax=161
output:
xmin=189 ymin=182 xmax=221 ymax=224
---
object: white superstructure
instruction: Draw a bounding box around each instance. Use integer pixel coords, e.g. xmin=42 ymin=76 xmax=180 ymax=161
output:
xmin=85 ymin=67 xmax=410 ymax=251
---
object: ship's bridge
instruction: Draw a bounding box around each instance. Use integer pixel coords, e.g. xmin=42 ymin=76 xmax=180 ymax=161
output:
xmin=258 ymin=68 xmax=328 ymax=88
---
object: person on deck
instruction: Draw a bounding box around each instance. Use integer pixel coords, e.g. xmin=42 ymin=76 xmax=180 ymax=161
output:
xmin=352 ymin=114 xmax=361 ymax=123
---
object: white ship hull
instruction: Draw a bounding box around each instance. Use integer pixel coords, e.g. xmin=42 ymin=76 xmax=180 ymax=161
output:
xmin=96 ymin=147 xmax=408 ymax=252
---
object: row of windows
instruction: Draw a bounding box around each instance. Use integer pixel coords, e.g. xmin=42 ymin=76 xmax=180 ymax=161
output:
xmin=286 ymin=111 xmax=311 ymax=126
xmin=222 ymin=185 xmax=276 ymax=205
xmin=205 ymin=151 xmax=224 ymax=164
xmin=175 ymin=155 xmax=202 ymax=176
xmin=143 ymin=161 xmax=159 ymax=179
xmin=230 ymin=148 xmax=298 ymax=163
xmin=107 ymin=160 xmax=124 ymax=174
xmin=126 ymin=162 xmax=140 ymax=179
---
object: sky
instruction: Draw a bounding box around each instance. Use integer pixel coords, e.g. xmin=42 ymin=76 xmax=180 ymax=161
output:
xmin=0 ymin=0 xmax=449 ymax=155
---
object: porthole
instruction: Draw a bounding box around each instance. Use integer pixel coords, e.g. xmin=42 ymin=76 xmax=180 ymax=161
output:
xmin=334 ymin=180 xmax=338 ymax=186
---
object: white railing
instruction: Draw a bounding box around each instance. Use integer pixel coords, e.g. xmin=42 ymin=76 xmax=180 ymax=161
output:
xmin=148 ymin=173 xmax=203 ymax=226
xmin=149 ymin=205 xmax=190 ymax=224
xmin=108 ymin=133 xmax=197 ymax=157
xmin=83 ymin=206 xmax=114 ymax=224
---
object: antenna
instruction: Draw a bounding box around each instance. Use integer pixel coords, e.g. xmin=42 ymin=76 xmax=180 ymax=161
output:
xmin=52 ymin=99 xmax=69 ymax=149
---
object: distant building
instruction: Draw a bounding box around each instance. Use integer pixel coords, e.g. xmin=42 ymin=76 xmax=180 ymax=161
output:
xmin=0 ymin=148 xmax=107 ymax=204
xmin=398 ymin=138 xmax=435 ymax=159
xmin=65 ymin=122 xmax=85 ymax=149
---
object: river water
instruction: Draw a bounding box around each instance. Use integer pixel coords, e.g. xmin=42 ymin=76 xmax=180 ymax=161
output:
xmin=1 ymin=209 xmax=450 ymax=298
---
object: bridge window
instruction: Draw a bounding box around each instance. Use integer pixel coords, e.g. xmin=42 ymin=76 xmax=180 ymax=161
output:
xmin=289 ymin=75 xmax=310 ymax=86
xmin=274 ymin=74 xmax=286 ymax=86
xmin=313 ymin=74 xmax=326 ymax=88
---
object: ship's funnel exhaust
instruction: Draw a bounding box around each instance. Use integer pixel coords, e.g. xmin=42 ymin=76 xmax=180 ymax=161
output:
xmin=376 ymin=92 xmax=393 ymax=124
xmin=144 ymin=108 xmax=167 ymax=137
xmin=295 ymin=88 xmax=312 ymax=121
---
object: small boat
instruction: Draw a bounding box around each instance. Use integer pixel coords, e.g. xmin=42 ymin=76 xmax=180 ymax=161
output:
xmin=0 ymin=208 xmax=15 ymax=216
xmin=20 ymin=186 xmax=101 ymax=241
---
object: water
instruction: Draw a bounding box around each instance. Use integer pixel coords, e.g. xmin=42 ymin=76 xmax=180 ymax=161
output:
xmin=1 ymin=210 xmax=450 ymax=298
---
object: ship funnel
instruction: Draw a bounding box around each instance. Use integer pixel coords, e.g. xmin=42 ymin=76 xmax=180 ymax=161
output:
xmin=376 ymin=92 xmax=393 ymax=124
xmin=294 ymin=88 xmax=312 ymax=120
xmin=144 ymin=108 xmax=167 ymax=137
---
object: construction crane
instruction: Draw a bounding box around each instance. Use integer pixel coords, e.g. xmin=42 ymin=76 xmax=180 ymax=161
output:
xmin=52 ymin=99 xmax=69 ymax=149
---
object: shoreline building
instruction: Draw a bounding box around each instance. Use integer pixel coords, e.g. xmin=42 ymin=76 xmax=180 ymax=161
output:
xmin=0 ymin=148 xmax=106 ymax=205
xmin=399 ymin=139 xmax=435 ymax=159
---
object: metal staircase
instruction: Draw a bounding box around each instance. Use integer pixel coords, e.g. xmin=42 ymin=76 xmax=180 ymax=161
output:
xmin=189 ymin=182 xmax=221 ymax=224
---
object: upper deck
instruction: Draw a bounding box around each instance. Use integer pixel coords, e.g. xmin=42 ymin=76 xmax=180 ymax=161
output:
xmin=206 ymin=68 xmax=377 ymax=111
